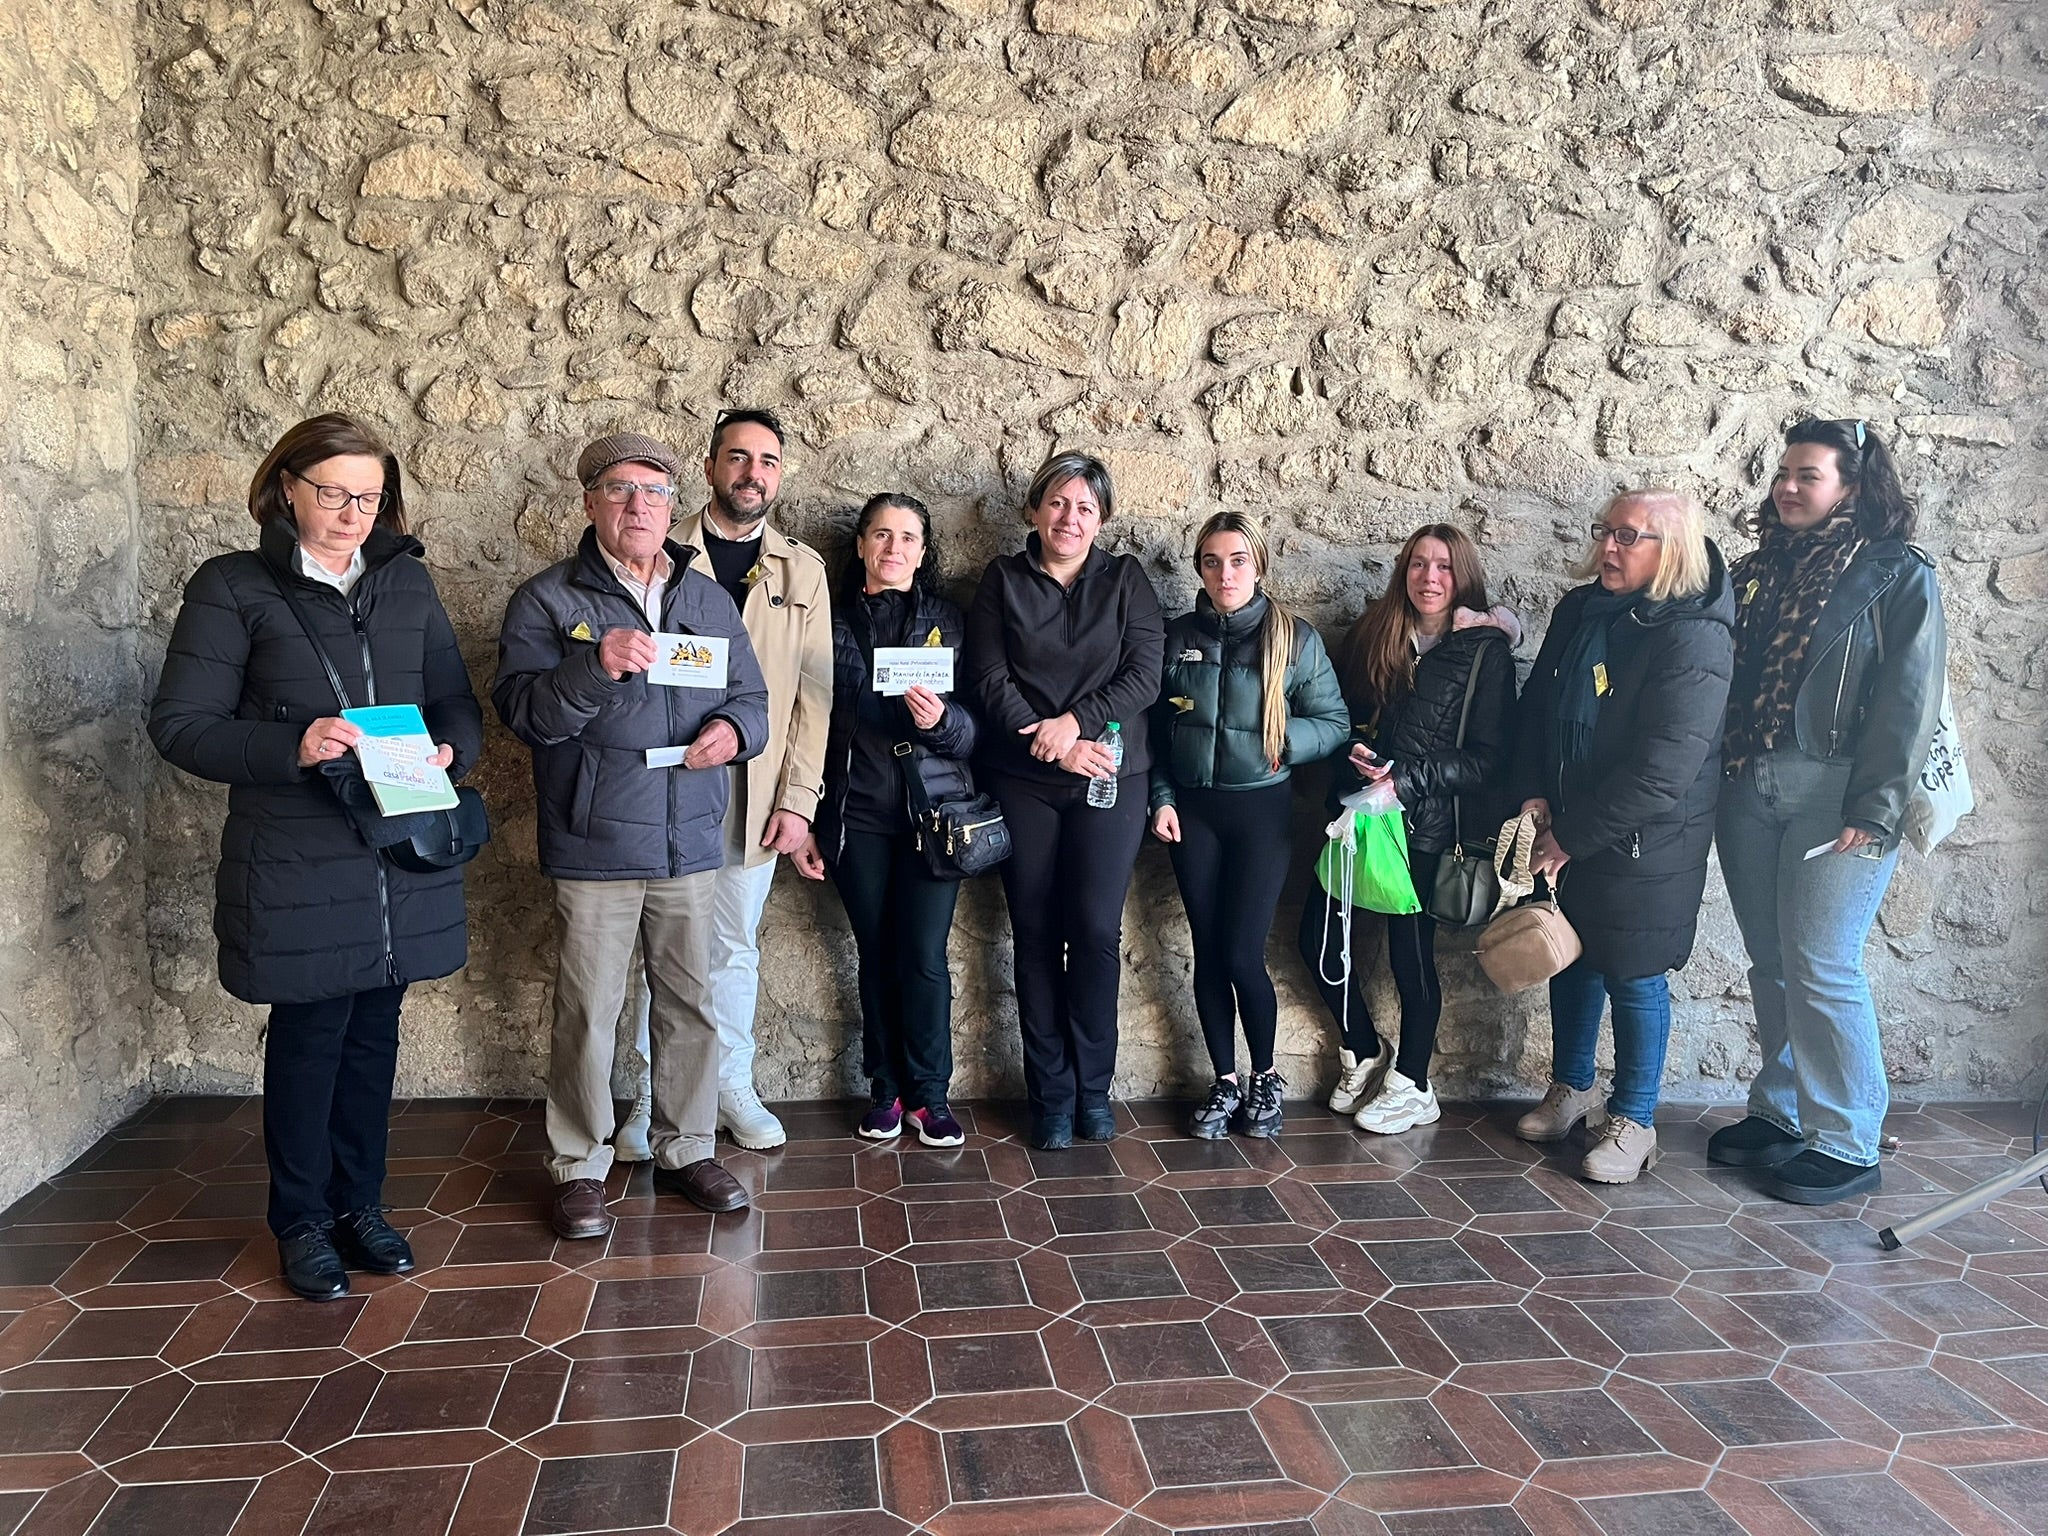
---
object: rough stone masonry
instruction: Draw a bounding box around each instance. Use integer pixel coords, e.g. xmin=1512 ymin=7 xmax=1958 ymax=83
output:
xmin=6 ymin=0 xmax=2047 ymax=1204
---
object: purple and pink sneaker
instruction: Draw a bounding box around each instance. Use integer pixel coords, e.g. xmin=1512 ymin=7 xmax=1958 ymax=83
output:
xmin=858 ymin=1098 xmax=903 ymax=1140
xmin=908 ymin=1104 xmax=965 ymax=1148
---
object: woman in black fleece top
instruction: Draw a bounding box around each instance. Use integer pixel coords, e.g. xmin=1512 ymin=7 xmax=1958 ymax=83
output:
xmin=967 ymin=450 xmax=1165 ymax=1150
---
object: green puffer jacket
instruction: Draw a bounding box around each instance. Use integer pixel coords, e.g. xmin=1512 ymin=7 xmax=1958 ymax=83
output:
xmin=1149 ymin=591 xmax=1349 ymax=811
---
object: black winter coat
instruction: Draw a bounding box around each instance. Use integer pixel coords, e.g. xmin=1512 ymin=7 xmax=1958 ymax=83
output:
xmin=816 ymin=584 xmax=978 ymax=860
xmin=149 ymin=521 xmax=485 ymax=1006
xmin=1335 ymin=627 xmax=1518 ymax=858
xmin=1511 ymin=546 xmax=1736 ymax=979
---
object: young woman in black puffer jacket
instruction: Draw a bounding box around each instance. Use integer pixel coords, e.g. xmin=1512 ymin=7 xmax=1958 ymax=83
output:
xmin=1149 ymin=512 xmax=1348 ymax=1141
xmin=797 ymin=493 xmax=977 ymax=1149
xmin=1304 ymin=523 xmax=1518 ymax=1136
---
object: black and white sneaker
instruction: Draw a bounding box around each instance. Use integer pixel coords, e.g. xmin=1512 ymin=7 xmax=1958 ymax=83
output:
xmin=1189 ymin=1077 xmax=1243 ymax=1140
xmin=1232 ymin=1069 xmax=1285 ymax=1139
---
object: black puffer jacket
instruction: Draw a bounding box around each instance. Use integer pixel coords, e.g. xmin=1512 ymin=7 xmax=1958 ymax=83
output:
xmin=816 ymin=584 xmax=978 ymax=861
xmin=1511 ymin=546 xmax=1736 ymax=979
xmin=149 ymin=521 xmax=484 ymax=1005
xmin=1334 ymin=626 xmax=1518 ymax=857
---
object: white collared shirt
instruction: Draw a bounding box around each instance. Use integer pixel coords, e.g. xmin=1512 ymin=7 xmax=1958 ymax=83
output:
xmin=600 ymin=541 xmax=674 ymax=626
xmin=297 ymin=546 xmax=366 ymax=597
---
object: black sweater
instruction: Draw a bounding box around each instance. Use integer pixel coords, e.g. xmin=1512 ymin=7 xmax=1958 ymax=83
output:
xmin=966 ymin=535 xmax=1165 ymax=784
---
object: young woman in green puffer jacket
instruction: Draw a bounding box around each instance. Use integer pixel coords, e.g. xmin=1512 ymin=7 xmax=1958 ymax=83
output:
xmin=1149 ymin=511 xmax=1349 ymax=1140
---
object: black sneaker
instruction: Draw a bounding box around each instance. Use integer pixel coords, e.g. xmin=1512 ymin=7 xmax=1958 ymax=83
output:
xmin=1030 ymin=1112 xmax=1074 ymax=1150
xmin=1762 ymin=1149 xmax=1881 ymax=1206
xmin=1075 ymin=1097 xmax=1117 ymax=1142
xmin=1189 ymin=1078 xmax=1242 ymax=1141
xmin=1706 ymin=1115 xmax=1803 ymax=1168
xmin=1232 ymin=1070 xmax=1285 ymax=1139
xmin=278 ymin=1227 xmax=349 ymax=1302
xmin=332 ymin=1207 xmax=416 ymax=1274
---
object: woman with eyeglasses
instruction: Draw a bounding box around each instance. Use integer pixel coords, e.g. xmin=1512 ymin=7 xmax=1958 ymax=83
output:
xmin=149 ymin=414 xmax=483 ymax=1300
xmin=1508 ymin=490 xmax=1734 ymax=1183
xmin=1710 ymin=420 xmax=1945 ymax=1205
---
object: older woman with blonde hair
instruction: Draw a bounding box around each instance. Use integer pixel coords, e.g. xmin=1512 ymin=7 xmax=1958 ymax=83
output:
xmin=1508 ymin=489 xmax=1735 ymax=1183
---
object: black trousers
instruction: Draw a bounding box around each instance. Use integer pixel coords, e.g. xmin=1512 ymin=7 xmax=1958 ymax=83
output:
xmin=831 ymin=829 xmax=962 ymax=1111
xmin=992 ymin=772 xmax=1146 ymax=1119
xmin=1297 ymin=887 xmax=1443 ymax=1089
xmin=1167 ymin=782 xmax=1294 ymax=1077
xmin=264 ymin=985 xmax=406 ymax=1239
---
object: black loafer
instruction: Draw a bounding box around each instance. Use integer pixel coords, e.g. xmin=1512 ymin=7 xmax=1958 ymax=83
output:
xmin=1707 ymin=1115 xmax=1804 ymax=1168
xmin=1075 ymin=1099 xmax=1117 ymax=1142
xmin=1030 ymin=1113 xmax=1074 ymax=1150
xmin=332 ymin=1207 xmax=416 ymax=1274
xmin=279 ymin=1228 xmax=350 ymax=1302
xmin=1761 ymin=1149 xmax=1882 ymax=1206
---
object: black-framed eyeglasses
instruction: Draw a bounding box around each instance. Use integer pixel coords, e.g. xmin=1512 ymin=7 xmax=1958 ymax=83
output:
xmin=286 ymin=470 xmax=391 ymax=515
xmin=1589 ymin=523 xmax=1663 ymax=548
xmin=594 ymin=479 xmax=676 ymax=505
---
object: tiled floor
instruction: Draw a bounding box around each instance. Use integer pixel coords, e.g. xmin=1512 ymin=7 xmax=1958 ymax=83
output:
xmin=2 ymin=1096 xmax=2046 ymax=1536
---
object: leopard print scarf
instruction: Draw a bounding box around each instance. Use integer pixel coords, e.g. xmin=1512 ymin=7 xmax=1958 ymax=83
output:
xmin=1724 ymin=512 xmax=1861 ymax=779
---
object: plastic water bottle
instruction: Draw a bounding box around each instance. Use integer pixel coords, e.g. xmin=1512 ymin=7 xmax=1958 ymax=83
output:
xmin=1086 ymin=721 xmax=1124 ymax=808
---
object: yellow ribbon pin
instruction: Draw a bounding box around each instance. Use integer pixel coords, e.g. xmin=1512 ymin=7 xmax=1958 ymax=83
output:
xmin=925 ymin=627 xmax=943 ymax=647
xmin=1742 ymin=578 xmax=1760 ymax=606
xmin=1593 ymin=661 xmax=1611 ymax=697
xmin=568 ymin=621 xmax=594 ymax=642
xmin=1170 ymin=696 xmax=1195 ymax=713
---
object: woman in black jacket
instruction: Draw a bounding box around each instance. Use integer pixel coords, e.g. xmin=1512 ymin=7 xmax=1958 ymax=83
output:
xmin=149 ymin=414 xmax=483 ymax=1300
xmin=1510 ymin=490 xmax=1734 ymax=1184
xmin=1150 ymin=512 xmax=1349 ymax=1141
xmin=967 ymin=450 xmax=1165 ymax=1150
xmin=1304 ymin=524 xmax=1519 ymax=1136
xmin=1711 ymin=420 xmax=1945 ymax=1205
xmin=796 ymin=493 xmax=978 ymax=1149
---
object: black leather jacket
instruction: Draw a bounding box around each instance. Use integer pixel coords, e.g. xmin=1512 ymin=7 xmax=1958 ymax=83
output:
xmin=1752 ymin=538 xmax=1945 ymax=840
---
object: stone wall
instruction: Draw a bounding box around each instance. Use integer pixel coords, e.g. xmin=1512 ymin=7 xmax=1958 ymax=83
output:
xmin=0 ymin=0 xmax=150 ymax=1206
xmin=127 ymin=0 xmax=2048 ymax=1119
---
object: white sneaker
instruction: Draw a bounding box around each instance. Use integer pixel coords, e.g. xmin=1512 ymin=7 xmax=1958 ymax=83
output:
xmin=718 ymin=1085 xmax=786 ymax=1150
xmin=1353 ymin=1069 xmax=1441 ymax=1134
xmin=1514 ymin=1081 xmax=1606 ymax=1142
xmin=613 ymin=1088 xmax=652 ymax=1163
xmin=1328 ymin=1038 xmax=1392 ymax=1115
xmin=1580 ymin=1114 xmax=1659 ymax=1183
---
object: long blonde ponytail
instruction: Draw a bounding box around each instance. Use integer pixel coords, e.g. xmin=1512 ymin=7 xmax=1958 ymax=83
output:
xmin=1193 ymin=511 xmax=1295 ymax=771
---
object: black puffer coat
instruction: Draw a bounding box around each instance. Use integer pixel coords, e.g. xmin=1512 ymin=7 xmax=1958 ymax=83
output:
xmin=1511 ymin=546 xmax=1736 ymax=979
xmin=1333 ymin=626 xmax=1518 ymax=858
xmin=815 ymin=583 xmax=978 ymax=861
xmin=149 ymin=520 xmax=484 ymax=1005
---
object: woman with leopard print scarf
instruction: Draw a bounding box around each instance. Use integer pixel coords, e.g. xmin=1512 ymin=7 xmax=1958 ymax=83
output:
xmin=1709 ymin=419 xmax=1946 ymax=1208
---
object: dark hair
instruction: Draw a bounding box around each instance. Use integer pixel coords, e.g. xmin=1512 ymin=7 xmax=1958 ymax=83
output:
xmin=1755 ymin=418 xmax=1917 ymax=542
xmin=248 ymin=413 xmax=407 ymax=535
xmin=1024 ymin=449 xmax=1114 ymax=523
xmin=708 ymin=408 xmax=786 ymax=457
xmin=842 ymin=492 xmax=937 ymax=600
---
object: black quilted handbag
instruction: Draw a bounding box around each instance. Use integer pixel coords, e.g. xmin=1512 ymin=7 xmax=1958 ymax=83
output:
xmin=899 ymin=742 xmax=1011 ymax=880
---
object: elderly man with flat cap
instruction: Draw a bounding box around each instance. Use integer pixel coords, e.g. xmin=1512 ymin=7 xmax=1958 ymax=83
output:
xmin=494 ymin=431 xmax=772 ymax=1238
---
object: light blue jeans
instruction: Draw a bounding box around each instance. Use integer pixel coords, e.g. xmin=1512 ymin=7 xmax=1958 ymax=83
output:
xmin=1549 ymin=961 xmax=1673 ymax=1125
xmin=1716 ymin=750 xmax=1900 ymax=1166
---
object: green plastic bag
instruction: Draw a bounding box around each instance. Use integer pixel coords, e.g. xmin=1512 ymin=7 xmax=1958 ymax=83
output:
xmin=1315 ymin=808 xmax=1421 ymax=915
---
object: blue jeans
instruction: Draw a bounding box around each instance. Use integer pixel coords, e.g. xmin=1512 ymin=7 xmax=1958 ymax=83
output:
xmin=1548 ymin=961 xmax=1672 ymax=1124
xmin=1716 ymin=750 xmax=1899 ymax=1166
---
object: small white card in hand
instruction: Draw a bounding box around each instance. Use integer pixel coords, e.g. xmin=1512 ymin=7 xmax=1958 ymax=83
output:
xmin=872 ymin=646 xmax=954 ymax=696
xmin=645 ymin=746 xmax=688 ymax=769
xmin=1804 ymin=840 xmax=1837 ymax=860
xmin=648 ymin=633 xmax=729 ymax=689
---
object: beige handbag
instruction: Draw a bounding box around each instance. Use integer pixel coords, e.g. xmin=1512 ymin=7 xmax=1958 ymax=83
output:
xmin=1475 ymin=812 xmax=1582 ymax=993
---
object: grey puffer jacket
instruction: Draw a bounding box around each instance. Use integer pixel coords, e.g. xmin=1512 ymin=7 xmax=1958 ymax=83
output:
xmin=493 ymin=528 xmax=771 ymax=880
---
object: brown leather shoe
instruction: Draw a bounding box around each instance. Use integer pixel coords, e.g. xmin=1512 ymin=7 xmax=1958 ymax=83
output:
xmin=653 ymin=1157 xmax=750 ymax=1213
xmin=549 ymin=1177 xmax=614 ymax=1240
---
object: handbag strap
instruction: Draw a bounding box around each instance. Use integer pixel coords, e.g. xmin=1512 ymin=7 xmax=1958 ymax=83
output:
xmin=1494 ymin=811 xmax=1538 ymax=906
xmin=1446 ymin=645 xmax=1485 ymax=851
xmin=263 ymin=563 xmax=373 ymax=712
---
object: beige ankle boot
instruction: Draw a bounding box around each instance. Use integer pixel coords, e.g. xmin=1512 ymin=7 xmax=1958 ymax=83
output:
xmin=1580 ymin=1115 xmax=1659 ymax=1183
xmin=1514 ymin=1081 xmax=1605 ymax=1142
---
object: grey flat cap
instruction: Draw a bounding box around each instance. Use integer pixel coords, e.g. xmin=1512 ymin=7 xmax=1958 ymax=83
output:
xmin=575 ymin=432 xmax=681 ymax=487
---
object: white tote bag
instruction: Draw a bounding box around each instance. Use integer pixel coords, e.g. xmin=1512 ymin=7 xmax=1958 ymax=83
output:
xmin=1902 ymin=674 xmax=1972 ymax=855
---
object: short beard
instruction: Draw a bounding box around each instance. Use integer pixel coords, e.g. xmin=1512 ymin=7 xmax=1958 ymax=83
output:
xmin=711 ymin=485 xmax=772 ymax=531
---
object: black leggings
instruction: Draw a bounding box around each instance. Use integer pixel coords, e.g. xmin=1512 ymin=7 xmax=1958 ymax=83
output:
xmin=1167 ymin=782 xmax=1294 ymax=1077
xmin=830 ymin=830 xmax=962 ymax=1112
xmin=992 ymin=772 xmax=1147 ymax=1119
xmin=1297 ymin=885 xmax=1443 ymax=1090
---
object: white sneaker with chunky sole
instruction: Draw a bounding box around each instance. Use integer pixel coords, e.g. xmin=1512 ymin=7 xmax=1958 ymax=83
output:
xmin=1328 ymin=1038 xmax=1392 ymax=1115
xmin=717 ymin=1085 xmax=786 ymax=1150
xmin=1353 ymin=1069 xmax=1441 ymax=1135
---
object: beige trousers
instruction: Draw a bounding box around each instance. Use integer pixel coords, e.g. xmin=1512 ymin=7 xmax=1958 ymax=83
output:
xmin=546 ymin=873 xmax=719 ymax=1183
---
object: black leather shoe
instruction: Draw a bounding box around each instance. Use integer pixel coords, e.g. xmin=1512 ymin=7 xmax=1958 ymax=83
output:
xmin=279 ymin=1228 xmax=350 ymax=1302
xmin=332 ymin=1207 xmax=415 ymax=1274
xmin=1762 ymin=1149 xmax=1881 ymax=1206
xmin=1707 ymin=1115 xmax=1804 ymax=1168
xmin=1075 ymin=1098 xmax=1117 ymax=1142
xmin=1030 ymin=1113 xmax=1074 ymax=1150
